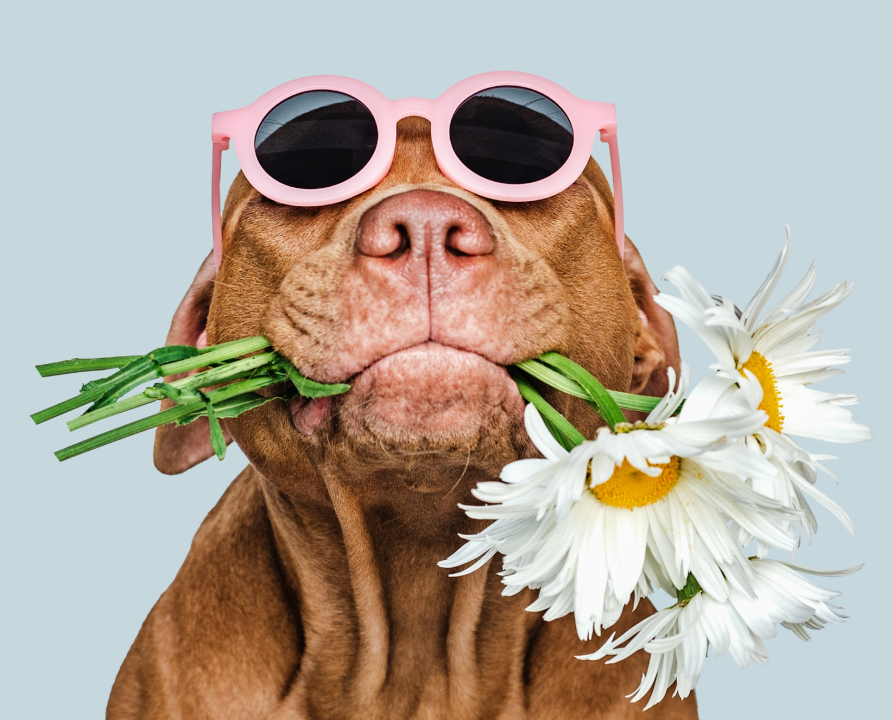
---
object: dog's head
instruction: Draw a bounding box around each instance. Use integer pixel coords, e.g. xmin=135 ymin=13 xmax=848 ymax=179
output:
xmin=155 ymin=117 xmax=679 ymax=493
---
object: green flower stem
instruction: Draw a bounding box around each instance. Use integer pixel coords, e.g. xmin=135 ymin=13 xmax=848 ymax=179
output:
xmin=66 ymin=393 xmax=156 ymax=430
xmin=514 ymin=360 xmax=587 ymax=397
xmin=65 ymin=352 xmax=284 ymax=432
xmin=612 ymin=390 xmax=681 ymax=414
xmin=31 ymin=382 xmax=119 ymax=425
xmin=36 ymin=337 xmax=675 ymax=464
xmin=202 ymin=375 xmax=284 ymax=404
xmin=36 ymin=356 xmax=142 ymax=377
xmin=55 ymin=403 xmax=198 ymax=461
xmin=160 ymin=336 xmax=271 ymax=376
xmin=194 ymin=335 xmax=270 ymax=355
xmin=508 ymin=367 xmax=585 ymax=451
xmin=32 ymin=347 xmax=199 ymax=424
xmin=514 ymin=359 xmax=673 ymax=414
xmin=31 ymin=337 xmax=274 ymax=426
xmin=87 ymin=349 xmax=199 ymax=412
xmin=537 ymin=353 xmax=627 ymax=431
xmin=173 ymin=351 xmax=280 ymax=391
xmin=55 ymin=376 xmax=285 ymax=462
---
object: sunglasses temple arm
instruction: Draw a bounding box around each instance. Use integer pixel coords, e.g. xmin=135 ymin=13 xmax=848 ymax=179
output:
xmin=601 ymin=131 xmax=625 ymax=257
xmin=211 ymin=139 xmax=229 ymax=270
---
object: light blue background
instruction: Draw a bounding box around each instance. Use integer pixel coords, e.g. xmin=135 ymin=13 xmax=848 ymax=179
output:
xmin=1 ymin=1 xmax=889 ymax=717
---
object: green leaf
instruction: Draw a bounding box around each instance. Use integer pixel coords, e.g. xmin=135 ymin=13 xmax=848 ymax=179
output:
xmin=675 ymin=573 xmax=703 ymax=605
xmin=276 ymin=359 xmax=350 ymax=397
xmin=177 ymin=392 xmax=286 ymax=426
xmin=175 ymin=411 xmax=207 ymax=427
xmin=210 ymin=392 xmax=288 ymax=418
xmin=206 ymin=402 xmax=227 ymax=461
xmin=537 ymin=353 xmax=627 ymax=430
xmin=149 ymin=345 xmax=202 ymax=364
xmin=79 ymin=346 xmax=200 ymax=411
xmin=87 ymin=356 xmax=167 ymax=411
xmin=144 ymin=383 xmax=205 ymax=404
xmin=508 ymin=367 xmax=585 ymax=451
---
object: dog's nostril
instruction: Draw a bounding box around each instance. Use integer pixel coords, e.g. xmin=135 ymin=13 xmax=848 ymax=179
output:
xmin=357 ymin=220 xmax=411 ymax=259
xmin=445 ymin=226 xmax=471 ymax=257
xmin=445 ymin=224 xmax=494 ymax=257
xmin=382 ymin=224 xmax=411 ymax=260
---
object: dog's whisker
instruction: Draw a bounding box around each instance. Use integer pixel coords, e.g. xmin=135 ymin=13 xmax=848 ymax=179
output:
xmin=446 ymin=447 xmax=473 ymax=497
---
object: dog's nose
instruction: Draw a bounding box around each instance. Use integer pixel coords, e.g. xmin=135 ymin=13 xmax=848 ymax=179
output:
xmin=354 ymin=189 xmax=510 ymax=361
xmin=356 ymin=190 xmax=495 ymax=261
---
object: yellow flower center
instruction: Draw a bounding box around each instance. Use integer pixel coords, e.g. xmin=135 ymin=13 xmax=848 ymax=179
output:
xmin=615 ymin=421 xmax=665 ymax=433
xmin=739 ymin=351 xmax=784 ymax=433
xmin=591 ymin=456 xmax=682 ymax=509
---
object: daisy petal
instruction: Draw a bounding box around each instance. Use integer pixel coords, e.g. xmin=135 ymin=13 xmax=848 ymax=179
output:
xmin=741 ymin=227 xmax=792 ymax=332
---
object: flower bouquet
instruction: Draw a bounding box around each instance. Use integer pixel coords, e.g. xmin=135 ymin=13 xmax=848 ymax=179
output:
xmin=33 ymin=230 xmax=869 ymax=708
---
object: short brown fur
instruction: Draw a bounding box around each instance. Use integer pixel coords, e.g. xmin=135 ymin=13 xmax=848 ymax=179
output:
xmin=115 ymin=118 xmax=694 ymax=719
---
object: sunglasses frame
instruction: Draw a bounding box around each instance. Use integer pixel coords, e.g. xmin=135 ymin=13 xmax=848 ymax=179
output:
xmin=211 ymin=72 xmax=624 ymax=268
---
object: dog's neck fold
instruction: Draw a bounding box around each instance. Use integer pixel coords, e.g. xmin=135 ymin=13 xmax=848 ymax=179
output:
xmin=255 ymin=462 xmax=529 ymax=718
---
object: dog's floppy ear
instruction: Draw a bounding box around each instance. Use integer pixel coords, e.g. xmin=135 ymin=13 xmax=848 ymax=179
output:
xmin=624 ymin=237 xmax=681 ymax=399
xmin=153 ymin=251 xmax=233 ymax=475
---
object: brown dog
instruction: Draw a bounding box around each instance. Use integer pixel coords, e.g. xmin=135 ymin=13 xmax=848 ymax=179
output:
xmin=107 ymin=117 xmax=694 ymax=719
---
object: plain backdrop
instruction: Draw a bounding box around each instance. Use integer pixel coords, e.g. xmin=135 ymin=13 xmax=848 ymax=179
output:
xmin=1 ymin=1 xmax=889 ymax=717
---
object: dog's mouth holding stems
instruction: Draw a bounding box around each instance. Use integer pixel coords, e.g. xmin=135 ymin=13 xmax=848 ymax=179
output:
xmin=288 ymin=340 xmax=524 ymax=447
xmin=269 ymin=188 xmax=557 ymax=450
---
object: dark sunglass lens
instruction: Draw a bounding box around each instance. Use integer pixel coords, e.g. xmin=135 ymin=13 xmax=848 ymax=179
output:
xmin=450 ymin=87 xmax=573 ymax=185
xmin=254 ymin=91 xmax=378 ymax=190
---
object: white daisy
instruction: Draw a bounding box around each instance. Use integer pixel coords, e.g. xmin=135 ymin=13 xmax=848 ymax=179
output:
xmin=440 ymin=369 xmax=799 ymax=641
xmin=578 ymin=559 xmax=858 ymax=709
xmin=654 ymin=228 xmax=870 ymax=550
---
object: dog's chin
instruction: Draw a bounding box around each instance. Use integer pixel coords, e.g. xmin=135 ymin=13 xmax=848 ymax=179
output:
xmin=330 ymin=342 xmax=524 ymax=459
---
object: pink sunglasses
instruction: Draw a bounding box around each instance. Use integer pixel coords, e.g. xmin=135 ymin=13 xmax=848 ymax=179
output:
xmin=211 ymin=72 xmax=624 ymax=268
